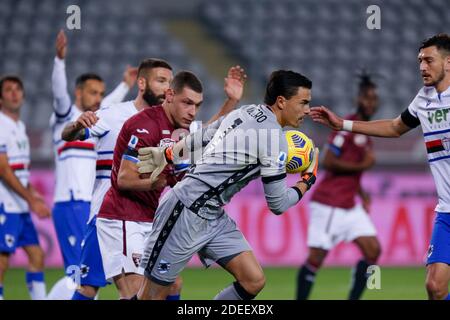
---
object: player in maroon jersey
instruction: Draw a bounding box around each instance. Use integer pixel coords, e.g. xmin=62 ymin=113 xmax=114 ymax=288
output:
xmin=296 ymin=72 xmax=382 ymax=300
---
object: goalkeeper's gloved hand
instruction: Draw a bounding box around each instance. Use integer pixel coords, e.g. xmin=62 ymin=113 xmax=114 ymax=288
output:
xmin=300 ymin=147 xmax=319 ymax=190
xmin=137 ymin=146 xmax=174 ymax=183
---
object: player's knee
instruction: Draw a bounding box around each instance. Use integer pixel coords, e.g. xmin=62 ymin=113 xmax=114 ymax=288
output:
xmin=366 ymin=245 xmax=381 ymax=263
xmin=242 ymin=273 xmax=266 ymax=296
xmin=425 ymin=278 xmax=448 ymax=300
xmin=306 ymin=256 xmax=324 ymax=269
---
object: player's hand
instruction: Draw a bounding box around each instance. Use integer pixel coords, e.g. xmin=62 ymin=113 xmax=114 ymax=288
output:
xmin=123 ymin=66 xmax=138 ymax=88
xmin=137 ymin=147 xmax=172 ymax=184
xmin=30 ymin=198 xmax=51 ymax=219
xmin=74 ymin=111 xmax=99 ymax=130
xmin=224 ymin=65 xmax=247 ymax=102
xmin=310 ymin=106 xmax=344 ymax=131
xmin=300 ymin=147 xmax=319 ymax=191
xmin=55 ymin=29 xmax=67 ymax=60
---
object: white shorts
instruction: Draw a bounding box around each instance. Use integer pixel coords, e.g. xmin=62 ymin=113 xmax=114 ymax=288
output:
xmin=96 ymin=217 xmax=153 ymax=282
xmin=307 ymin=201 xmax=377 ymax=251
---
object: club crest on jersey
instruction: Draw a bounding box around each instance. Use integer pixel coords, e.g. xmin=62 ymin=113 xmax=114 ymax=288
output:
xmin=136 ymin=128 xmax=149 ymax=134
xmin=128 ymin=135 xmax=139 ymax=149
xmin=132 ymin=253 xmax=142 ymax=267
xmin=277 ymin=151 xmax=287 ymax=168
xmin=157 ymin=260 xmax=171 ymax=274
xmin=159 ymin=138 xmax=176 ymax=148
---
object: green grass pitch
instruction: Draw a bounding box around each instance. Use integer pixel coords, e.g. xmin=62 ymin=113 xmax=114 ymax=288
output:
xmin=2 ymin=266 xmax=428 ymax=300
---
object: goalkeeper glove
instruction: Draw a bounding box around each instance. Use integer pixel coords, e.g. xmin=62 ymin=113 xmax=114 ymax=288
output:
xmin=300 ymin=147 xmax=319 ymax=190
xmin=137 ymin=146 xmax=174 ymax=183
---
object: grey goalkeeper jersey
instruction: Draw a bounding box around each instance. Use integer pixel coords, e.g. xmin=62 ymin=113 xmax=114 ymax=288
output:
xmin=173 ymin=104 xmax=301 ymax=219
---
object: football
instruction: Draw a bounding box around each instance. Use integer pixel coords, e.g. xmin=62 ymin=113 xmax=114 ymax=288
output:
xmin=285 ymin=130 xmax=315 ymax=174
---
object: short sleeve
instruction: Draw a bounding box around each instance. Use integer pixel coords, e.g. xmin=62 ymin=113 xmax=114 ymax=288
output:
xmin=122 ymin=120 xmax=160 ymax=163
xmin=328 ymin=131 xmax=347 ymax=157
xmin=84 ymin=106 xmax=112 ymax=141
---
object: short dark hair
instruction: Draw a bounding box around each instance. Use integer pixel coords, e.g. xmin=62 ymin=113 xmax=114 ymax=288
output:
xmin=357 ymin=69 xmax=377 ymax=95
xmin=137 ymin=58 xmax=173 ymax=78
xmin=75 ymin=73 xmax=103 ymax=88
xmin=420 ymin=33 xmax=450 ymax=55
xmin=0 ymin=75 xmax=24 ymax=98
xmin=171 ymin=71 xmax=203 ymax=94
xmin=264 ymin=70 xmax=312 ymax=106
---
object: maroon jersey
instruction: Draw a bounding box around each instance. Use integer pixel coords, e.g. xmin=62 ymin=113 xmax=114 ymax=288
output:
xmin=311 ymin=115 xmax=372 ymax=209
xmin=98 ymin=106 xmax=177 ymax=222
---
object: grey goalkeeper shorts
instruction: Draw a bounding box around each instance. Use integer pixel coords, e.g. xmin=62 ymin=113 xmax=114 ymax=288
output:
xmin=139 ymin=190 xmax=251 ymax=285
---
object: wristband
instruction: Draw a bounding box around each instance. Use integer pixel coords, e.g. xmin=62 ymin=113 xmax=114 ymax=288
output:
xmin=342 ymin=120 xmax=353 ymax=132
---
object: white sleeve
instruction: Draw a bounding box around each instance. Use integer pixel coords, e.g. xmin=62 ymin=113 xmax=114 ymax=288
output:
xmin=84 ymin=106 xmax=112 ymax=140
xmin=100 ymin=82 xmax=129 ymax=107
xmin=0 ymin=129 xmax=7 ymax=153
xmin=52 ymin=57 xmax=72 ymax=118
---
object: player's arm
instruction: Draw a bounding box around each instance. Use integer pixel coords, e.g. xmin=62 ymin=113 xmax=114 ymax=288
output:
xmin=52 ymin=29 xmax=72 ymax=118
xmin=323 ymin=148 xmax=375 ymax=173
xmin=0 ymin=154 xmax=50 ymax=218
xmin=310 ymin=106 xmax=414 ymax=137
xmin=117 ymin=157 xmax=167 ymax=191
xmin=101 ymin=66 xmax=137 ymax=107
xmin=262 ymin=149 xmax=319 ymax=215
xmin=206 ymin=66 xmax=247 ymax=125
xmin=61 ymin=111 xmax=99 ymax=141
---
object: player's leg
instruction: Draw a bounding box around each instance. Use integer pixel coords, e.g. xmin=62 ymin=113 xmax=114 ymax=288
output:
xmin=0 ymin=253 xmax=9 ymax=299
xmin=48 ymin=201 xmax=89 ymax=299
xmin=72 ymin=217 xmax=107 ymax=300
xmin=351 ymin=236 xmax=381 ymax=300
xmin=20 ymin=213 xmax=46 ymax=300
xmin=297 ymin=201 xmax=335 ymax=300
xmin=346 ymin=204 xmax=379 ymax=300
xmin=0 ymin=211 xmax=20 ymax=300
xmin=137 ymin=197 xmax=202 ymax=300
xmin=425 ymin=212 xmax=450 ymax=300
xmin=296 ymin=247 xmax=328 ymax=300
xmin=96 ymin=217 xmax=133 ymax=299
xmin=167 ymin=276 xmax=183 ymax=300
xmin=215 ymin=251 xmax=265 ymax=300
xmin=426 ymin=263 xmax=450 ymax=300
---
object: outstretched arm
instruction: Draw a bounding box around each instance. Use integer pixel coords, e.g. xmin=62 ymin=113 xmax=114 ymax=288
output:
xmin=52 ymin=29 xmax=71 ymax=117
xmin=310 ymin=106 xmax=412 ymax=137
xmin=206 ymin=66 xmax=247 ymax=125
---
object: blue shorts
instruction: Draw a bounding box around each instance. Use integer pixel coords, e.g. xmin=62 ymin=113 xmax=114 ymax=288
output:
xmin=79 ymin=217 xmax=108 ymax=287
xmin=426 ymin=212 xmax=450 ymax=265
xmin=52 ymin=200 xmax=90 ymax=273
xmin=0 ymin=206 xmax=40 ymax=253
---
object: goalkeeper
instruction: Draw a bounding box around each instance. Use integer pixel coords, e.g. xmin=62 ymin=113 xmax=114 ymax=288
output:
xmin=134 ymin=70 xmax=319 ymax=300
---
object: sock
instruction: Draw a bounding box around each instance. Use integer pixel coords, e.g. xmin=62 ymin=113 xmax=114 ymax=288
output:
xmin=296 ymin=263 xmax=318 ymax=300
xmin=0 ymin=284 xmax=3 ymax=300
xmin=214 ymin=281 xmax=256 ymax=300
xmin=348 ymin=259 xmax=371 ymax=300
xmin=46 ymin=276 xmax=76 ymax=300
xmin=72 ymin=291 xmax=94 ymax=300
xmin=166 ymin=294 xmax=180 ymax=300
xmin=26 ymin=271 xmax=46 ymax=300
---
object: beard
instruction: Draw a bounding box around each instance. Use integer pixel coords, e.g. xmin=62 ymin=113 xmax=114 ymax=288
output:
xmin=424 ymin=69 xmax=445 ymax=87
xmin=143 ymin=86 xmax=165 ymax=106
